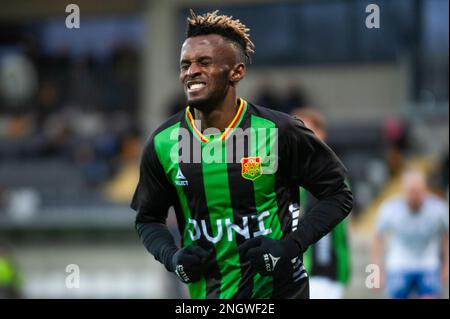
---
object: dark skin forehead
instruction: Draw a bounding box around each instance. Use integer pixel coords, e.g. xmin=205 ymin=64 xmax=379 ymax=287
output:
xmin=180 ymin=34 xmax=240 ymax=66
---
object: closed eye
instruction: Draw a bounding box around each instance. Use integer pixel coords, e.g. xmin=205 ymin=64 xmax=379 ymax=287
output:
xmin=180 ymin=63 xmax=190 ymax=71
xmin=198 ymin=58 xmax=212 ymax=67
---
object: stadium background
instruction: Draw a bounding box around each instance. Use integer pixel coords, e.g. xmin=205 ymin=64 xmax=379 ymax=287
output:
xmin=0 ymin=0 xmax=448 ymax=298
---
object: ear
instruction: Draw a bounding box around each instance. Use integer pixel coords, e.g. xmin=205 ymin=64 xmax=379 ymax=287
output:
xmin=229 ymin=63 xmax=246 ymax=84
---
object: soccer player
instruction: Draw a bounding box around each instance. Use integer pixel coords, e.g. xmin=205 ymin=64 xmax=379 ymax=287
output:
xmin=0 ymin=243 xmax=21 ymax=299
xmin=291 ymin=108 xmax=351 ymax=299
xmin=131 ymin=10 xmax=353 ymax=299
xmin=372 ymin=168 xmax=449 ymax=298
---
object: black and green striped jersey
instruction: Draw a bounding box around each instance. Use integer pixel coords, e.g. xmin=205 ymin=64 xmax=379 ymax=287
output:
xmin=300 ymin=188 xmax=351 ymax=285
xmin=131 ymin=98 xmax=351 ymax=299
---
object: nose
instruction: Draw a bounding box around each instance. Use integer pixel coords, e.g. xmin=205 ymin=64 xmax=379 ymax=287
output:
xmin=187 ymin=62 xmax=201 ymax=78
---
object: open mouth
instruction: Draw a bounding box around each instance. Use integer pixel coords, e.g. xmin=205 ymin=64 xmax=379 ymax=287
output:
xmin=187 ymin=81 xmax=206 ymax=93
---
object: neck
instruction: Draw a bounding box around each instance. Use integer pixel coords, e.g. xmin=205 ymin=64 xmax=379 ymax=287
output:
xmin=194 ymin=91 xmax=238 ymax=132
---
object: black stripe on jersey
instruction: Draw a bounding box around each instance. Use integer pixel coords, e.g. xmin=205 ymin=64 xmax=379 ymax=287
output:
xmin=309 ymin=235 xmax=339 ymax=279
xmin=305 ymin=192 xmax=339 ymax=279
xmin=172 ymin=199 xmax=186 ymax=247
xmin=271 ymin=177 xmax=297 ymax=296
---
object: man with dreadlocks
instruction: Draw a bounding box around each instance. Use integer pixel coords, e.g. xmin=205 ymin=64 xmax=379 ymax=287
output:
xmin=131 ymin=10 xmax=352 ymax=299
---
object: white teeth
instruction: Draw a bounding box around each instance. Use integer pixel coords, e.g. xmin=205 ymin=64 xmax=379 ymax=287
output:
xmin=188 ymin=83 xmax=205 ymax=91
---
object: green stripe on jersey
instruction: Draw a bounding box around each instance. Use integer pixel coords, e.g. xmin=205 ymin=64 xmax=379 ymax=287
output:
xmin=154 ymin=122 xmax=206 ymax=298
xmin=201 ymin=136 xmax=242 ymax=298
xmin=333 ymin=219 xmax=350 ymax=284
xmin=250 ymin=115 xmax=284 ymax=298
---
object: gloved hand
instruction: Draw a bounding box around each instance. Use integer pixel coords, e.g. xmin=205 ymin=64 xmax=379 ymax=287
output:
xmin=172 ymin=245 xmax=210 ymax=283
xmin=238 ymin=236 xmax=299 ymax=276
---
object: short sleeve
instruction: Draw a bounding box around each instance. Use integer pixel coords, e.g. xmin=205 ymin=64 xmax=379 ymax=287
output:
xmin=280 ymin=116 xmax=350 ymax=199
xmin=437 ymin=200 xmax=449 ymax=232
xmin=376 ymin=201 xmax=392 ymax=233
xmin=130 ymin=137 xmax=175 ymax=223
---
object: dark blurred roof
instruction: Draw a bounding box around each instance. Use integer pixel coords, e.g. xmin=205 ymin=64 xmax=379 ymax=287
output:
xmin=0 ymin=0 xmax=141 ymax=21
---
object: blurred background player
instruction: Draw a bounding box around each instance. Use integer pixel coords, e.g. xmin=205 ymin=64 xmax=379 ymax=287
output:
xmin=291 ymin=107 xmax=351 ymax=299
xmin=372 ymin=168 xmax=449 ymax=299
xmin=0 ymin=242 xmax=22 ymax=299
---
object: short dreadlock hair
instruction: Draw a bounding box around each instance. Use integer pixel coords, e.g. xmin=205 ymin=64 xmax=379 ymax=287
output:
xmin=186 ymin=10 xmax=255 ymax=64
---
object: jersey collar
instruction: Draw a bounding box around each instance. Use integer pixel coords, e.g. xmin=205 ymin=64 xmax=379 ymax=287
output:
xmin=185 ymin=98 xmax=247 ymax=143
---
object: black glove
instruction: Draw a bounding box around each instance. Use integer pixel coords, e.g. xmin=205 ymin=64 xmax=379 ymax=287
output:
xmin=172 ymin=245 xmax=210 ymax=283
xmin=238 ymin=236 xmax=300 ymax=276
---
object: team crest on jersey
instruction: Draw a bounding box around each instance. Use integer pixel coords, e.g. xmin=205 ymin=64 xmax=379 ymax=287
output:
xmin=241 ymin=156 xmax=262 ymax=181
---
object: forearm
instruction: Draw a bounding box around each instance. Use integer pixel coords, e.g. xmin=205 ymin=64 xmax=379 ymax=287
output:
xmin=135 ymin=221 xmax=178 ymax=272
xmin=288 ymin=188 xmax=353 ymax=253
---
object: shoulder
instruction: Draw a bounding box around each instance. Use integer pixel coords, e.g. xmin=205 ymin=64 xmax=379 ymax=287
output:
xmin=146 ymin=110 xmax=184 ymax=145
xmin=246 ymin=101 xmax=313 ymax=140
xmin=247 ymin=102 xmax=305 ymax=129
xmin=425 ymin=194 xmax=449 ymax=216
xmin=379 ymin=196 xmax=404 ymax=214
xmin=142 ymin=110 xmax=185 ymax=156
xmin=425 ymin=194 xmax=447 ymax=207
xmin=152 ymin=110 xmax=185 ymax=140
